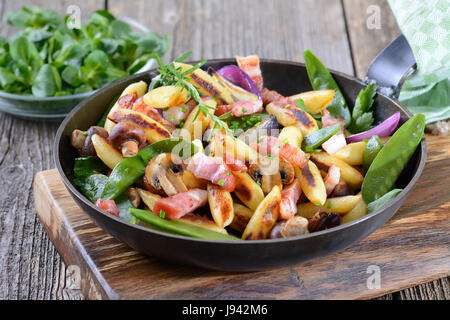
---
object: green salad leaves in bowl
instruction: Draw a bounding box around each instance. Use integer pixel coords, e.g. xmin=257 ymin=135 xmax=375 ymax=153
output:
xmin=0 ymin=6 xmax=167 ymax=120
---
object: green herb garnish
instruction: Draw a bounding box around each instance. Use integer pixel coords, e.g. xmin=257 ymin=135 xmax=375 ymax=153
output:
xmin=151 ymin=52 xmax=231 ymax=134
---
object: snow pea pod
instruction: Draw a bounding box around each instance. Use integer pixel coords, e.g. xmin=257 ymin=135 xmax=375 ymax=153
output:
xmin=75 ymin=173 xmax=136 ymax=223
xmin=304 ymin=49 xmax=351 ymax=127
xmin=100 ymin=138 xmax=198 ymax=200
xmin=367 ymin=189 xmax=403 ymax=213
xmin=362 ymin=135 xmax=383 ymax=170
xmin=130 ymin=208 xmax=239 ymax=241
xmin=361 ymin=114 xmax=425 ymax=203
xmin=302 ymin=124 xmax=340 ymax=152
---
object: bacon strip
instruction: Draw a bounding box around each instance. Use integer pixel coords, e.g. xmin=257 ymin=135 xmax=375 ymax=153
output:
xmin=261 ymin=88 xmax=295 ymax=106
xmin=252 ymin=136 xmax=309 ymax=168
xmin=186 ymin=152 xmax=236 ymax=191
xmin=235 ymin=55 xmax=263 ymax=89
xmin=322 ymin=109 xmax=345 ymax=134
xmin=279 ymin=179 xmax=302 ymax=220
xmin=95 ymin=199 xmax=120 ymax=216
xmin=118 ymin=93 xmax=137 ymax=109
xmin=322 ymin=133 xmax=347 ymax=154
xmin=216 ymin=100 xmax=263 ymax=118
xmin=324 ymin=165 xmax=341 ymax=196
xmin=132 ymin=98 xmax=176 ymax=131
xmin=162 ymin=100 xmax=197 ymax=125
xmin=231 ymin=100 xmax=263 ymax=117
xmin=153 ymin=189 xmax=208 ymax=220
xmin=222 ymin=153 xmax=247 ymax=172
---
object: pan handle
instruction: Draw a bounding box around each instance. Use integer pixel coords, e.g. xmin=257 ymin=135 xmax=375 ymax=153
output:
xmin=365 ymin=34 xmax=416 ymax=99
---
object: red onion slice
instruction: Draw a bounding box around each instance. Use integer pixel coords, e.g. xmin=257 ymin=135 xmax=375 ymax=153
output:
xmin=217 ymin=65 xmax=262 ymax=99
xmin=346 ymin=112 xmax=400 ymax=143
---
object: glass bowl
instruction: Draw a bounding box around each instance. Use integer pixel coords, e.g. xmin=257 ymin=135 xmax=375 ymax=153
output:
xmin=0 ymin=16 xmax=156 ymax=121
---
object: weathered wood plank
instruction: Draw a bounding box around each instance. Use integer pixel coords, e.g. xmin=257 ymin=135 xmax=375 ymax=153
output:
xmin=0 ymin=0 xmax=105 ymax=300
xmin=343 ymin=0 xmax=450 ymax=300
xmin=342 ymin=0 xmax=401 ymax=79
xmin=33 ymin=133 xmax=450 ymax=299
xmin=108 ymin=0 xmax=354 ymax=74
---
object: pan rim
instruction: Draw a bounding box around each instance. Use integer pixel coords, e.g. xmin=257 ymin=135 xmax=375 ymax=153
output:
xmin=54 ymin=58 xmax=427 ymax=245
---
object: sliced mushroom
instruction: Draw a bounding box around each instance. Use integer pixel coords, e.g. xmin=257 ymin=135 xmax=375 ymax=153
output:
xmin=248 ymin=163 xmax=281 ymax=195
xmin=145 ymin=153 xmax=188 ymax=196
xmin=279 ymin=158 xmax=295 ymax=185
xmin=125 ymin=187 xmax=141 ymax=208
xmin=270 ymin=216 xmax=309 ymax=239
xmin=71 ymin=129 xmax=87 ymax=152
xmin=72 ymin=126 xmax=108 ymax=157
xmin=108 ymin=119 xmax=146 ymax=157
xmin=307 ymin=211 xmax=341 ymax=232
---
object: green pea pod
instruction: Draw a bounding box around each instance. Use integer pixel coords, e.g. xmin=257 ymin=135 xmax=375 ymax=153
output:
xmin=362 ymin=114 xmax=425 ymax=203
xmin=101 ymin=156 xmax=145 ymax=200
xmin=130 ymin=209 xmax=239 ymax=241
xmin=304 ymin=49 xmax=351 ymax=127
xmin=139 ymin=138 xmax=199 ymax=163
xmin=302 ymin=124 xmax=340 ymax=152
xmin=367 ymin=189 xmax=403 ymax=213
xmin=362 ymin=135 xmax=383 ymax=170
xmin=100 ymin=138 xmax=199 ymax=200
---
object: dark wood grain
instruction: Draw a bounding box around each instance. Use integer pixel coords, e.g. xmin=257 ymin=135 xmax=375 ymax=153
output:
xmin=33 ymin=134 xmax=450 ymax=299
xmin=0 ymin=0 xmax=104 ymax=300
xmin=342 ymin=0 xmax=401 ymax=79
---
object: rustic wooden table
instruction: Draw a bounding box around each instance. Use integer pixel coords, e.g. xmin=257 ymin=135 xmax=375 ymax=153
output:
xmin=0 ymin=0 xmax=448 ymax=300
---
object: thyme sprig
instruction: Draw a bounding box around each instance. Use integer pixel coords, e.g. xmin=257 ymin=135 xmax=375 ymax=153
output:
xmin=150 ymin=52 xmax=231 ymax=134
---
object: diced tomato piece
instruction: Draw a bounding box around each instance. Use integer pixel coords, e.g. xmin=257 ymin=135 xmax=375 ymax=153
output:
xmin=153 ymin=189 xmax=208 ymax=220
xmin=95 ymin=199 xmax=120 ymax=216
xmin=118 ymin=93 xmax=137 ymax=109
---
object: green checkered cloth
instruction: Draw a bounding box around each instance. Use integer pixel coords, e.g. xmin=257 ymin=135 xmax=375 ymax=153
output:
xmin=388 ymin=0 xmax=450 ymax=123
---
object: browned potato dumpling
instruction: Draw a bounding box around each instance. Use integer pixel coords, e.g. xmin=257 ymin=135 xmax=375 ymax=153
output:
xmin=207 ymin=184 xmax=234 ymax=228
xmin=242 ymin=185 xmax=281 ymax=240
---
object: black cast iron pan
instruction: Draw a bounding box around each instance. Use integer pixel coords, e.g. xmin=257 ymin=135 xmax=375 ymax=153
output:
xmin=55 ymin=35 xmax=426 ymax=271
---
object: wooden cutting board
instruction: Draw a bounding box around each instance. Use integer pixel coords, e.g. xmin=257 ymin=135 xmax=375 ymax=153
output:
xmin=33 ymin=134 xmax=450 ymax=300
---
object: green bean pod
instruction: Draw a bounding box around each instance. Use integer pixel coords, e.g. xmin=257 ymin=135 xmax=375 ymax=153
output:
xmin=302 ymin=124 xmax=340 ymax=152
xmin=362 ymin=135 xmax=383 ymax=170
xmin=361 ymin=114 xmax=425 ymax=203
